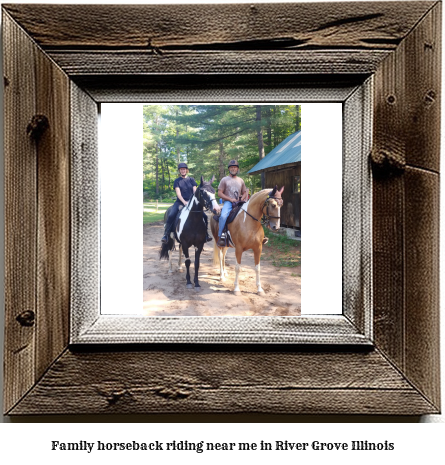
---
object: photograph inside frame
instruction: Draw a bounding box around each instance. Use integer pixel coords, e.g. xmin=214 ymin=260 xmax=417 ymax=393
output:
xmin=100 ymin=103 xmax=342 ymax=317
xmin=145 ymin=104 xmax=300 ymax=316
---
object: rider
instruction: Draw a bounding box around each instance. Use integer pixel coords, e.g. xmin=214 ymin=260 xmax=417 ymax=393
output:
xmin=217 ymin=159 xmax=248 ymax=247
xmin=161 ymin=162 xmax=212 ymax=244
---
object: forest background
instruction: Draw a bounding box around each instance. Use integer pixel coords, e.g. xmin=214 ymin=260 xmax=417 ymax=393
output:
xmin=143 ymin=104 xmax=301 ymax=199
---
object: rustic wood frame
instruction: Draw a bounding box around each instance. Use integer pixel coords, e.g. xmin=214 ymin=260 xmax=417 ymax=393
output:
xmin=2 ymin=2 xmax=441 ymax=415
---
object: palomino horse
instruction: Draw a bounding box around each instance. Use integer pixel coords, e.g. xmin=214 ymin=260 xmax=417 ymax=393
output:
xmin=160 ymin=176 xmax=218 ymax=290
xmin=211 ymin=185 xmax=284 ymax=295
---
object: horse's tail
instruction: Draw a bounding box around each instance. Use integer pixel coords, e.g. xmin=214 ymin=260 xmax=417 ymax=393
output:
xmin=159 ymin=236 xmax=175 ymax=260
xmin=212 ymin=240 xmax=220 ymax=267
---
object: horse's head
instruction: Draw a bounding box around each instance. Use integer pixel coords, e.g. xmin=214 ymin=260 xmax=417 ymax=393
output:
xmin=198 ymin=175 xmax=218 ymax=211
xmin=263 ymin=185 xmax=284 ymax=230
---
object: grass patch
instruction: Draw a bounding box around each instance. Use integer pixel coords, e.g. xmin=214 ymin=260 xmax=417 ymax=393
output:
xmin=143 ymin=201 xmax=173 ymax=224
xmin=143 ymin=211 xmax=166 ymax=224
xmin=262 ymin=227 xmax=301 ymax=268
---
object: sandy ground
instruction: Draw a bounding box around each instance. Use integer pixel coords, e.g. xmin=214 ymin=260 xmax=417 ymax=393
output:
xmin=143 ymin=218 xmax=301 ymax=316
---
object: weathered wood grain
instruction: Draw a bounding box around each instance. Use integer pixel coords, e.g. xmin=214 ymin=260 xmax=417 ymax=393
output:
xmin=8 ymin=349 xmax=438 ymax=415
xmin=34 ymin=40 xmax=71 ymax=381
xmin=404 ymin=2 xmax=441 ymax=172
xmin=2 ymin=2 xmax=441 ymax=416
xmin=46 ymin=50 xmax=390 ymax=76
xmin=3 ymin=12 xmax=37 ymax=414
xmin=2 ymin=2 xmax=435 ymax=50
xmin=404 ymin=167 xmax=440 ymax=408
xmin=371 ymin=2 xmax=441 ymax=411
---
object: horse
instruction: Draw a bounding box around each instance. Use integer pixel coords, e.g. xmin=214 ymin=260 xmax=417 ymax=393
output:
xmin=211 ymin=185 xmax=284 ymax=296
xmin=160 ymin=175 xmax=218 ymax=290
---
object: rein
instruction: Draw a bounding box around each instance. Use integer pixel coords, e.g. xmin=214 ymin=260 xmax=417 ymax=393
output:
xmin=243 ymin=195 xmax=282 ymax=225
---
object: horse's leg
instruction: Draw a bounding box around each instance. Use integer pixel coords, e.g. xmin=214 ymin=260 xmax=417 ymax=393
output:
xmin=183 ymin=246 xmax=193 ymax=289
xmin=253 ymin=245 xmax=265 ymax=295
xmin=177 ymin=243 xmax=183 ymax=272
xmin=194 ymin=245 xmax=203 ymax=291
xmin=222 ymin=247 xmax=228 ymax=278
xmin=219 ymin=247 xmax=226 ymax=281
xmin=233 ymin=247 xmax=243 ymax=296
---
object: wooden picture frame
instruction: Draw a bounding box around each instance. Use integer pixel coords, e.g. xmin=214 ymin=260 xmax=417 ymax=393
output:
xmin=2 ymin=2 xmax=440 ymax=415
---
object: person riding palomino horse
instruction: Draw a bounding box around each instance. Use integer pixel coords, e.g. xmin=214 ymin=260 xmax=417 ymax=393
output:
xmin=217 ymin=159 xmax=249 ymax=247
xmin=211 ymin=184 xmax=285 ymax=296
xmin=161 ymin=162 xmax=213 ymax=244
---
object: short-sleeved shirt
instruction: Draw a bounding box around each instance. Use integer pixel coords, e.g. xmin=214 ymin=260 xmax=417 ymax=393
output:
xmin=173 ymin=176 xmax=197 ymax=201
xmin=218 ymin=176 xmax=247 ymax=201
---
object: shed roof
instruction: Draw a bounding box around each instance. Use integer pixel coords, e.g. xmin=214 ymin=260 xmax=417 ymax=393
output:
xmin=247 ymin=130 xmax=301 ymax=175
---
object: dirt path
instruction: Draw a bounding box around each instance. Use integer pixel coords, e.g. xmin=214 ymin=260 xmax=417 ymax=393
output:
xmin=143 ymin=221 xmax=301 ymax=316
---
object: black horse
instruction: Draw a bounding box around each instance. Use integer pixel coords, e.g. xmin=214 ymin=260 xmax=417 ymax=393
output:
xmin=160 ymin=175 xmax=217 ymax=290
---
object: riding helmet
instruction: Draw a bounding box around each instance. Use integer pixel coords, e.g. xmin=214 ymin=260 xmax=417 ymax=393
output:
xmin=178 ymin=162 xmax=188 ymax=170
xmin=228 ymin=160 xmax=239 ymax=168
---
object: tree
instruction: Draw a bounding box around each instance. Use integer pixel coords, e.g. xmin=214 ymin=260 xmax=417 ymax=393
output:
xmin=142 ymin=104 xmax=301 ymax=198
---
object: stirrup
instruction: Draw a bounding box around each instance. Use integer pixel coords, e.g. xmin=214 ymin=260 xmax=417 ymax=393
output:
xmin=217 ymin=234 xmax=226 ymax=247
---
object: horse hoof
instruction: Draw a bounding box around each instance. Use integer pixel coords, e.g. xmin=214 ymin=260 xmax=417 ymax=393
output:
xmin=258 ymin=290 xmax=265 ymax=296
xmin=186 ymin=284 xmax=193 ymax=289
xmin=195 ymin=286 xmax=201 ymax=292
xmin=234 ymin=290 xmax=241 ymax=296
xmin=168 ymin=270 xmax=174 ymax=274
xmin=177 ymin=268 xmax=183 ymax=273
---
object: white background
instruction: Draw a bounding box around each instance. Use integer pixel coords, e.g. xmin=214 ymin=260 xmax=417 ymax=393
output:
xmin=100 ymin=103 xmax=342 ymax=315
xmin=0 ymin=0 xmax=444 ymax=458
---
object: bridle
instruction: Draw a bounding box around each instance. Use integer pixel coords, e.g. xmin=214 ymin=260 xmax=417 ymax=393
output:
xmin=187 ymin=186 xmax=214 ymax=212
xmin=243 ymin=195 xmax=283 ymax=226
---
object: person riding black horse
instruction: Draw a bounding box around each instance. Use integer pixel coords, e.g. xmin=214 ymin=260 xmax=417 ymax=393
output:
xmin=161 ymin=162 xmax=213 ymax=244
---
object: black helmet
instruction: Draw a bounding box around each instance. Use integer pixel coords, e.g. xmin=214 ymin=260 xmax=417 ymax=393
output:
xmin=228 ymin=160 xmax=239 ymax=168
xmin=178 ymin=163 xmax=188 ymax=170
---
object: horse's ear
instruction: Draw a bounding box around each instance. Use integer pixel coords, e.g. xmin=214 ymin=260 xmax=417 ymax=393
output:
xmin=200 ymin=175 xmax=204 ymax=185
xmin=278 ymin=185 xmax=284 ymax=195
xmin=270 ymin=185 xmax=277 ymax=197
xmin=210 ymin=174 xmax=215 ymax=184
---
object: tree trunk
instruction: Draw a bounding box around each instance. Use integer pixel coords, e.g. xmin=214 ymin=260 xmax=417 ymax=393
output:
xmin=176 ymin=108 xmax=180 ymax=163
xmin=219 ymin=141 xmax=225 ymax=180
xmin=155 ymin=145 xmax=159 ymax=196
xmin=161 ymin=150 xmax=165 ymax=194
xmin=166 ymin=159 xmax=171 ymax=190
xmin=295 ymin=105 xmax=301 ymax=132
xmin=266 ymin=107 xmax=272 ymax=150
xmin=256 ymin=105 xmax=265 ymax=189
xmin=273 ymin=106 xmax=278 ymax=148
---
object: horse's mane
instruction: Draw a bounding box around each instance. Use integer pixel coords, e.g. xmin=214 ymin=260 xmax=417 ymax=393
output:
xmin=249 ymin=188 xmax=273 ymax=204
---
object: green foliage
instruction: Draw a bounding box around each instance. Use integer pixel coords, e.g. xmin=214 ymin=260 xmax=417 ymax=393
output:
xmin=262 ymin=226 xmax=301 ymax=268
xmin=143 ymin=104 xmax=300 ymax=198
xmin=143 ymin=201 xmax=173 ymax=224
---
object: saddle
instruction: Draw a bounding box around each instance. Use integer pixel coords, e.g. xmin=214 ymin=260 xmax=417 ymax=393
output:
xmin=213 ymin=201 xmax=245 ymax=225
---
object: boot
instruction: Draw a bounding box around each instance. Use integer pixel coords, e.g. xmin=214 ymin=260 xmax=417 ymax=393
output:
xmin=203 ymin=214 xmax=212 ymax=242
xmin=217 ymin=233 xmax=226 ymax=247
xmin=161 ymin=222 xmax=173 ymax=244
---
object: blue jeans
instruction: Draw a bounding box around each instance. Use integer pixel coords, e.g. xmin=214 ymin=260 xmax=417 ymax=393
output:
xmin=218 ymin=200 xmax=233 ymax=237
